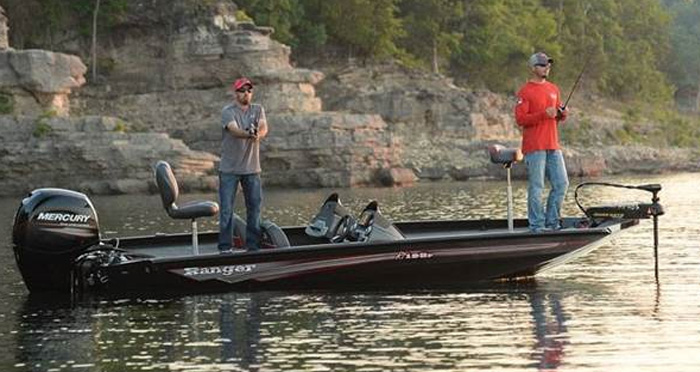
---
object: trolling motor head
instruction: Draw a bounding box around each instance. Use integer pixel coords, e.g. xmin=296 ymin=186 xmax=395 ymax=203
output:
xmin=575 ymin=182 xmax=664 ymax=225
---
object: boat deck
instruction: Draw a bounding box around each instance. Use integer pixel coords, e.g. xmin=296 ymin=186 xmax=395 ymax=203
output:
xmin=118 ymin=217 xmax=589 ymax=260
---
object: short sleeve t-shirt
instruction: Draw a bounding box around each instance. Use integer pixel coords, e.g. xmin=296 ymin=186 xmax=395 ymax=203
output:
xmin=219 ymin=103 xmax=265 ymax=174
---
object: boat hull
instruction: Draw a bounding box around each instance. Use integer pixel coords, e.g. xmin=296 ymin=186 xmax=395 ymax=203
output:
xmin=94 ymin=219 xmax=630 ymax=295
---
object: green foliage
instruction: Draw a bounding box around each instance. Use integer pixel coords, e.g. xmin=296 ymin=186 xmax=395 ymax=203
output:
xmin=662 ymin=0 xmax=700 ymax=110
xmin=234 ymin=10 xmax=253 ymax=23
xmin=398 ymin=0 xmax=464 ymax=73
xmin=317 ymin=0 xmax=404 ymax=60
xmin=4 ymin=0 xmax=688 ymax=109
xmin=236 ymin=0 xmax=303 ymax=46
xmin=452 ymin=0 xmax=560 ymax=91
xmin=33 ymin=122 xmax=52 ymax=138
xmin=114 ymin=119 xmax=128 ymax=133
xmin=70 ymin=0 xmax=129 ymax=37
xmin=0 ymin=93 xmax=14 ymax=115
xmin=33 ymin=109 xmax=59 ymax=138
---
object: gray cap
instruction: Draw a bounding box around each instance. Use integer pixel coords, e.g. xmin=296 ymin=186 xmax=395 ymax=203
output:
xmin=528 ymin=52 xmax=554 ymax=67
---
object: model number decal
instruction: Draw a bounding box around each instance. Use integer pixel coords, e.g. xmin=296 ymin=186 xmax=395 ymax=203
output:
xmin=183 ymin=264 xmax=256 ymax=276
xmin=395 ymin=251 xmax=433 ymax=260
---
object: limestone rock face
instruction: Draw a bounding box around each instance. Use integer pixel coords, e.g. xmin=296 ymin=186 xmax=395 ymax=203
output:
xmin=317 ymin=65 xmax=518 ymax=141
xmin=0 ymin=6 xmax=8 ymax=51
xmin=0 ymin=50 xmax=86 ymax=115
xmin=69 ymin=1 xmax=405 ymax=188
xmin=316 ymin=65 xmax=519 ymax=181
xmin=261 ymin=112 xmax=400 ymax=187
xmin=0 ymin=115 xmax=217 ymax=196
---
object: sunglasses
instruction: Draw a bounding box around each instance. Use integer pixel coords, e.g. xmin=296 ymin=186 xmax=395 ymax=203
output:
xmin=534 ymin=63 xmax=550 ymax=68
xmin=236 ymin=88 xmax=253 ymax=93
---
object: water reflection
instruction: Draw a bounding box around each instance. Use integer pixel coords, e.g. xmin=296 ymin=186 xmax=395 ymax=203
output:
xmin=530 ymin=290 xmax=568 ymax=371
xmin=11 ymin=281 xmax=582 ymax=371
xmin=219 ymin=293 xmax=264 ymax=367
xmin=3 ymin=173 xmax=700 ymax=372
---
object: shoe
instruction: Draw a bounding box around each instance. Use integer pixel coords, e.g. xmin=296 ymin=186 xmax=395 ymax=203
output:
xmin=218 ymin=248 xmax=234 ymax=254
xmin=530 ymin=227 xmax=553 ymax=233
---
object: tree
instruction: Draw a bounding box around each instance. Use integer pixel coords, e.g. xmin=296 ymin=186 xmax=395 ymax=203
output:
xmin=317 ymin=0 xmax=403 ymax=62
xmin=662 ymin=0 xmax=700 ymax=111
xmin=236 ymin=0 xmax=303 ymax=47
xmin=453 ymin=0 xmax=560 ymax=91
xmin=544 ymin=0 xmax=673 ymax=103
xmin=399 ymin=0 xmax=464 ymax=74
xmin=91 ymin=0 xmax=100 ymax=81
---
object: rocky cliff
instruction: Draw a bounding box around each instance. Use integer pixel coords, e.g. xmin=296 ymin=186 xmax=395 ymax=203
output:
xmin=0 ymin=1 xmax=698 ymax=197
xmin=70 ymin=0 xmax=406 ymax=188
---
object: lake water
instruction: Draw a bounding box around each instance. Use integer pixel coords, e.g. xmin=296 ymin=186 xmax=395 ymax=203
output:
xmin=1 ymin=173 xmax=699 ymax=371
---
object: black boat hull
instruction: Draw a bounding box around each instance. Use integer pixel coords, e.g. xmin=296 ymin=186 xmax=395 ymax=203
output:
xmin=93 ymin=219 xmax=629 ymax=295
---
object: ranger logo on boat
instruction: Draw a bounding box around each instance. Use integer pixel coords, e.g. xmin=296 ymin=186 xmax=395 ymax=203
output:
xmin=36 ymin=212 xmax=91 ymax=224
xmin=183 ymin=264 xmax=256 ymax=277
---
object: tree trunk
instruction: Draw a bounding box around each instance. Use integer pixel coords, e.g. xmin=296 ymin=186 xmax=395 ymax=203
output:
xmin=91 ymin=0 xmax=101 ymax=82
xmin=696 ymin=75 xmax=700 ymax=113
xmin=432 ymin=39 xmax=439 ymax=74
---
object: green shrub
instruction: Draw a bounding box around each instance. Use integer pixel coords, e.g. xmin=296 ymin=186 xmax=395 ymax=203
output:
xmin=114 ymin=119 xmax=128 ymax=133
xmin=33 ymin=121 xmax=53 ymax=138
xmin=0 ymin=93 xmax=14 ymax=114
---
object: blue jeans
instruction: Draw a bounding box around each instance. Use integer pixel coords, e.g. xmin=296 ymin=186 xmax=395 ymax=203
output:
xmin=218 ymin=172 xmax=262 ymax=251
xmin=525 ymin=150 xmax=569 ymax=232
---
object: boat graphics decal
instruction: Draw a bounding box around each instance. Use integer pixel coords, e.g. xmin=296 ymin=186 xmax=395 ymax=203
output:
xmin=170 ymin=236 xmax=605 ymax=285
xmin=180 ymin=264 xmax=257 ymax=278
xmin=395 ymin=251 xmax=433 ymax=260
xmin=36 ymin=212 xmax=91 ymax=224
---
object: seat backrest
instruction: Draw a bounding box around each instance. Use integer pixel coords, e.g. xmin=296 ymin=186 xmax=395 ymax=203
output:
xmin=155 ymin=161 xmax=178 ymax=213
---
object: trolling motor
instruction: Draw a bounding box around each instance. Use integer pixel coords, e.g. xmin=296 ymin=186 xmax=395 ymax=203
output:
xmin=488 ymin=144 xmax=524 ymax=232
xmin=574 ymin=182 xmax=664 ymax=279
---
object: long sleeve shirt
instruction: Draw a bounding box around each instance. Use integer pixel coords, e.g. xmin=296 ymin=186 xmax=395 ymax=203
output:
xmin=514 ymin=81 xmax=567 ymax=154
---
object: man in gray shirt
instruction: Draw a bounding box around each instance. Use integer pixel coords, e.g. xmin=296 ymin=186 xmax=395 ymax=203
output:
xmin=218 ymin=77 xmax=268 ymax=252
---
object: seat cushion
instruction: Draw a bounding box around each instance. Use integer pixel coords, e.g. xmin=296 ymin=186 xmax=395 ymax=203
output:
xmin=168 ymin=201 xmax=219 ymax=220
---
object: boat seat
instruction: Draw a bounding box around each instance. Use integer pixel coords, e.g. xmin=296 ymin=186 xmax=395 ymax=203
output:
xmin=487 ymin=144 xmax=521 ymax=232
xmin=306 ymin=193 xmax=353 ymax=240
xmin=155 ymin=161 xmax=219 ymax=255
xmin=332 ymin=201 xmax=405 ymax=243
xmin=488 ymin=144 xmax=523 ymax=166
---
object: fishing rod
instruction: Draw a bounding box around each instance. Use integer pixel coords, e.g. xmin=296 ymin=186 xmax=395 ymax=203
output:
xmin=560 ymin=51 xmax=593 ymax=111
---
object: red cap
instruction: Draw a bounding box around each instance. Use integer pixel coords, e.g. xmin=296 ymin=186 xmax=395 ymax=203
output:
xmin=232 ymin=77 xmax=253 ymax=91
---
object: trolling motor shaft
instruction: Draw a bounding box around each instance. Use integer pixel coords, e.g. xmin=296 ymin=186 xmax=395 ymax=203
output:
xmin=575 ymin=182 xmax=664 ymax=280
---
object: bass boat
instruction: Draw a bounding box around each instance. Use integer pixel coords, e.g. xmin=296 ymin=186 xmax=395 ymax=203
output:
xmin=11 ymin=147 xmax=664 ymax=297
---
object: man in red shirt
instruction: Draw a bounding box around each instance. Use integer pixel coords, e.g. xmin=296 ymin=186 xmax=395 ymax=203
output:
xmin=515 ymin=52 xmax=569 ymax=232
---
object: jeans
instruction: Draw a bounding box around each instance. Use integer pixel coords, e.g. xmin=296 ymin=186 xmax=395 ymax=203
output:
xmin=525 ymin=150 xmax=569 ymax=232
xmin=218 ymin=172 xmax=262 ymax=251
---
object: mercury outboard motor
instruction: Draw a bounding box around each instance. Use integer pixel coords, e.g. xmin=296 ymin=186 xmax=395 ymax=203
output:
xmin=12 ymin=188 xmax=100 ymax=293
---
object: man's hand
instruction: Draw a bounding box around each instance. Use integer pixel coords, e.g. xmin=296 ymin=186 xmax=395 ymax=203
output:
xmin=545 ymin=107 xmax=558 ymax=118
xmin=247 ymin=127 xmax=259 ymax=140
xmin=556 ymin=105 xmax=568 ymax=121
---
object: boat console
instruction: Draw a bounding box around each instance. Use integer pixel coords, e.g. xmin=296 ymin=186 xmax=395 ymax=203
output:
xmin=306 ymin=194 xmax=405 ymax=243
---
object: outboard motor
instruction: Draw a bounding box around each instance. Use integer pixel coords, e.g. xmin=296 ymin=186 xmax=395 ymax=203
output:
xmin=12 ymin=188 xmax=100 ymax=293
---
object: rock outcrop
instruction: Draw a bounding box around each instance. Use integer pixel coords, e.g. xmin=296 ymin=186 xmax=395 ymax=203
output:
xmin=0 ymin=50 xmax=87 ymax=116
xmin=0 ymin=6 xmax=8 ymax=51
xmin=0 ymin=115 xmax=217 ymax=196
xmin=73 ymin=0 xmax=403 ymax=188
xmin=0 ymin=10 xmax=87 ymax=118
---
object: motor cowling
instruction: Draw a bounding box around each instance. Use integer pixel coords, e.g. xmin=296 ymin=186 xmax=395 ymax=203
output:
xmin=12 ymin=188 xmax=100 ymax=293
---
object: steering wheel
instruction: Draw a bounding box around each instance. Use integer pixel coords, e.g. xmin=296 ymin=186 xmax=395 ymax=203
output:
xmin=330 ymin=215 xmax=356 ymax=243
